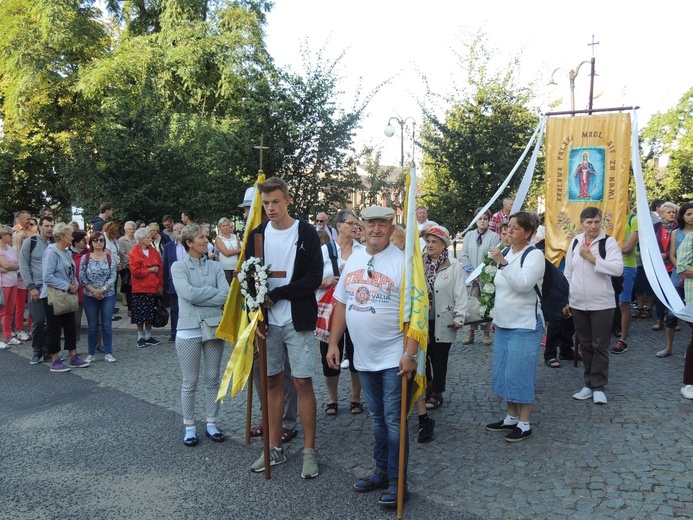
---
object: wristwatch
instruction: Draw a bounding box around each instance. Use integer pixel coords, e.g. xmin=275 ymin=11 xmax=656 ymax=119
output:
xmin=498 ymin=259 xmax=508 ymax=268
xmin=403 ymin=352 xmax=418 ymax=362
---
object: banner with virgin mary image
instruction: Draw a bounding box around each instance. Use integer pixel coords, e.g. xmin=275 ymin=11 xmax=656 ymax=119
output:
xmin=544 ymin=113 xmax=631 ymax=265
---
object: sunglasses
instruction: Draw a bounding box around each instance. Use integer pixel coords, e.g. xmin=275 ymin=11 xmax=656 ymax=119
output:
xmin=366 ymin=257 xmax=374 ymax=279
xmin=93 ymin=238 xmax=105 ymax=243
xmin=316 ymin=219 xmax=325 ymax=223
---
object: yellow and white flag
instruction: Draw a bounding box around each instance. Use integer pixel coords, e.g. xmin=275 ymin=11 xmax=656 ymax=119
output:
xmin=399 ymin=168 xmax=429 ymax=414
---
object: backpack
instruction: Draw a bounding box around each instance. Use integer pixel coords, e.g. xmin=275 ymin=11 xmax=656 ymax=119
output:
xmin=327 ymin=241 xmax=339 ymax=276
xmin=83 ymin=252 xmax=112 ymax=269
xmin=571 ymin=235 xmax=624 ymax=295
xmin=503 ymin=246 xmax=569 ymax=323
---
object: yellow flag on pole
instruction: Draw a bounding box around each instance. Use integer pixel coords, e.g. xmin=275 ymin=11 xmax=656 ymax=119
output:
xmin=399 ymin=168 xmax=429 ymax=414
xmin=216 ymin=173 xmax=265 ymax=400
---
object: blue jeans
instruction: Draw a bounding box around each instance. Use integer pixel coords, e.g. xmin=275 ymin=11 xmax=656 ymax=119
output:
xmin=359 ymin=367 xmax=409 ymax=482
xmin=83 ymin=294 xmax=115 ymax=355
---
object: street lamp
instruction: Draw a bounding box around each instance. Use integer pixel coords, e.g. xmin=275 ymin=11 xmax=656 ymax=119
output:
xmin=384 ymin=116 xmax=416 ymax=168
xmin=548 ymin=59 xmax=596 ymax=113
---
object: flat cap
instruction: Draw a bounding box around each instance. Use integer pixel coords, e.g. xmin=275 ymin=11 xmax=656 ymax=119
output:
xmin=361 ymin=206 xmax=395 ymax=221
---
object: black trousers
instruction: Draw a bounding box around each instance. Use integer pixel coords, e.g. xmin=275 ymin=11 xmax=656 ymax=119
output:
xmin=44 ymin=299 xmax=77 ymax=355
xmin=426 ymin=321 xmax=452 ymax=394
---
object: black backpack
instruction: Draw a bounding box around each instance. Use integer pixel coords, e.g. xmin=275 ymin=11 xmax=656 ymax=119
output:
xmin=503 ymin=246 xmax=570 ymax=323
xmin=571 ymin=235 xmax=624 ymax=295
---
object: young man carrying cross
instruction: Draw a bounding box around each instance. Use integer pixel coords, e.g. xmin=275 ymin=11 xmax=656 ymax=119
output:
xmin=245 ymin=176 xmax=323 ymax=479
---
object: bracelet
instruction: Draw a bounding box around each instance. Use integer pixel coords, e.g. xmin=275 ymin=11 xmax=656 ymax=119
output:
xmin=403 ymin=352 xmax=418 ymax=362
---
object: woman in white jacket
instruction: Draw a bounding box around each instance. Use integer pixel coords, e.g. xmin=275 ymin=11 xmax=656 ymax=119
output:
xmin=422 ymin=226 xmax=468 ymax=411
xmin=564 ymin=207 xmax=623 ymax=405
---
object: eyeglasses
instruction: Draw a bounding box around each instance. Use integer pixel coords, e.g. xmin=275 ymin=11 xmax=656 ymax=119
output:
xmin=93 ymin=238 xmax=105 ymax=243
xmin=366 ymin=257 xmax=374 ymax=279
xmin=341 ymin=221 xmax=358 ymax=226
xmin=316 ymin=219 xmax=325 ymax=223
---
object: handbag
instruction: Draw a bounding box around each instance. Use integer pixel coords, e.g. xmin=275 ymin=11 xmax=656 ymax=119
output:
xmin=199 ymin=313 xmax=222 ymax=343
xmin=314 ymin=286 xmax=337 ymax=342
xmin=120 ymin=268 xmax=132 ymax=288
xmin=464 ymin=281 xmax=488 ymax=325
xmin=152 ymin=294 xmax=169 ymax=328
xmin=47 ymin=286 xmax=79 ymax=315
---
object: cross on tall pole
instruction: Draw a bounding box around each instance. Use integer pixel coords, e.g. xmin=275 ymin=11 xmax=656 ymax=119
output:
xmin=253 ymin=135 xmax=269 ymax=173
xmin=587 ymin=35 xmax=599 ymax=114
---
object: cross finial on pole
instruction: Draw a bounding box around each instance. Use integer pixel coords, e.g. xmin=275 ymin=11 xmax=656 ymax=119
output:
xmin=253 ymin=135 xmax=269 ymax=173
xmin=588 ymin=35 xmax=600 ymax=59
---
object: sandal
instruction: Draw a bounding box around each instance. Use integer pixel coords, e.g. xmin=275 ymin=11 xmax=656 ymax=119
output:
xmin=350 ymin=402 xmax=364 ymax=414
xmin=545 ymin=358 xmax=561 ymax=368
xmin=641 ymin=307 xmax=652 ymax=319
xmin=462 ymin=332 xmax=474 ymax=345
xmin=425 ymin=393 xmax=443 ymax=410
xmin=325 ymin=403 xmax=338 ymax=416
xmin=249 ymin=420 xmax=263 ymax=438
xmin=353 ymin=470 xmax=389 ymax=493
xmin=631 ymin=307 xmax=643 ymax=318
xmin=652 ymin=321 xmax=663 ymax=331
xmin=378 ymin=481 xmax=409 ymax=507
xmin=281 ymin=428 xmax=297 ymax=443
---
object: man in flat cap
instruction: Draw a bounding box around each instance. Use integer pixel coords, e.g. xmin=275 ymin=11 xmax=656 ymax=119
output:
xmin=327 ymin=205 xmax=419 ymax=508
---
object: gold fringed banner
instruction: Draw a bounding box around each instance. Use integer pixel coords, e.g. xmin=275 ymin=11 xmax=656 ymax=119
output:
xmin=545 ymin=114 xmax=631 ymax=265
xmin=217 ymin=309 xmax=262 ymax=402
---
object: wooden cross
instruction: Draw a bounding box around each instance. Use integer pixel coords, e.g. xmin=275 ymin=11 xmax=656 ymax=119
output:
xmin=251 ymin=232 xmax=286 ymax=478
xmin=253 ymin=135 xmax=269 ymax=173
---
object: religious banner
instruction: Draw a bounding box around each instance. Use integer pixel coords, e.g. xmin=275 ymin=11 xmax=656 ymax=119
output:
xmin=544 ymin=113 xmax=631 ymax=265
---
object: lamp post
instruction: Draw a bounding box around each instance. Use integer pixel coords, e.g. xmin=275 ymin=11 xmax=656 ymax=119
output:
xmin=549 ymin=59 xmax=596 ymax=113
xmin=384 ymin=116 xmax=416 ymax=168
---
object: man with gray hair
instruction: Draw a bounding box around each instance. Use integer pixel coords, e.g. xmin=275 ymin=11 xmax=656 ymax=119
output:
xmin=489 ymin=197 xmax=514 ymax=234
xmin=327 ymin=205 xmax=419 ymax=508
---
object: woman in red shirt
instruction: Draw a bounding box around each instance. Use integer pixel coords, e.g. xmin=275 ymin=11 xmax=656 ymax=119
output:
xmin=129 ymin=227 xmax=164 ymax=347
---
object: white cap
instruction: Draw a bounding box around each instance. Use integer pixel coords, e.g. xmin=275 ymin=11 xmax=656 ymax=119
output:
xmin=238 ymin=187 xmax=255 ymax=208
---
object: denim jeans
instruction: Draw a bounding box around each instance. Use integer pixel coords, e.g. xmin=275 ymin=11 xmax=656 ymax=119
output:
xmin=359 ymin=367 xmax=409 ymax=482
xmin=83 ymin=294 xmax=115 ymax=355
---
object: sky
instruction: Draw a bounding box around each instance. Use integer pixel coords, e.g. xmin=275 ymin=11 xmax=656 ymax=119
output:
xmin=264 ymin=0 xmax=693 ymax=166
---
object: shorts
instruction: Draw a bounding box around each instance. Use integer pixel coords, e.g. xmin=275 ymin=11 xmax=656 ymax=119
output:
xmin=265 ymin=323 xmax=315 ymax=379
xmin=618 ymin=267 xmax=637 ymax=303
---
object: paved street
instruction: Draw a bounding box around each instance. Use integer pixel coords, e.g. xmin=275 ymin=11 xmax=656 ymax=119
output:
xmin=2 ymin=310 xmax=692 ymax=519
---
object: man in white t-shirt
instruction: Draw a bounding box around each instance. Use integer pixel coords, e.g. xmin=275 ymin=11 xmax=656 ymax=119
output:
xmin=327 ymin=205 xmax=419 ymax=508
xmin=245 ymin=177 xmax=323 ymax=480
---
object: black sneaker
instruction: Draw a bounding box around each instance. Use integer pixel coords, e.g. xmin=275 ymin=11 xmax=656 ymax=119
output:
xmin=137 ymin=338 xmax=147 ymax=348
xmin=30 ymin=355 xmax=43 ymax=365
xmin=611 ymin=340 xmax=628 ymax=354
xmin=145 ymin=337 xmax=161 ymax=346
xmin=417 ymin=417 xmax=435 ymax=443
xmin=505 ymin=426 xmax=532 ymax=443
xmin=486 ymin=420 xmax=517 ymax=432
xmin=43 ymin=354 xmax=52 ymax=362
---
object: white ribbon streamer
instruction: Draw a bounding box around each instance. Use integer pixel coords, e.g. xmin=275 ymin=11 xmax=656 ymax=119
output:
xmin=461 ymin=117 xmax=546 ymax=235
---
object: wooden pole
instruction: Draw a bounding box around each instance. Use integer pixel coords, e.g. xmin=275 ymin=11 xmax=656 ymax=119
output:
xmin=254 ymin=233 xmax=272 ymax=478
xmin=397 ymin=323 xmax=410 ymax=519
xmin=245 ymin=361 xmax=254 ymax=445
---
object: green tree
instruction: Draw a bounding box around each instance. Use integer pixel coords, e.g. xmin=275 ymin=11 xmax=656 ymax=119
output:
xmin=262 ymin=48 xmax=380 ymax=219
xmin=640 ymin=87 xmax=693 ymax=202
xmin=0 ymin=0 xmax=109 ymax=222
xmin=419 ymin=34 xmax=539 ymax=232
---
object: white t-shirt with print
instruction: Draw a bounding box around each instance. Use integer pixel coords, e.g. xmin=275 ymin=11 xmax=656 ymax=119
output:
xmin=264 ymin=220 xmax=298 ymax=326
xmin=334 ymin=243 xmax=404 ymax=371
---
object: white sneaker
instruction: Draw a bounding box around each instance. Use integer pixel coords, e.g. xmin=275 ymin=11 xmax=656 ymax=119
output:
xmin=573 ymin=387 xmax=593 ymax=400
xmin=6 ymin=337 xmax=21 ymax=345
xmin=85 ymin=355 xmax=96 ymax=363
xmin=593 ymin=391 xmax=607 ymax=404
xmin=104 ymin=354 xmax=116 ymax=363
xmin=16 ymin=331 xmax=31 ymax=341
xmin=0 ymin=341 xmax=9 ymax=350
xmin=681 ymin=385 xmax=693 ymax=400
